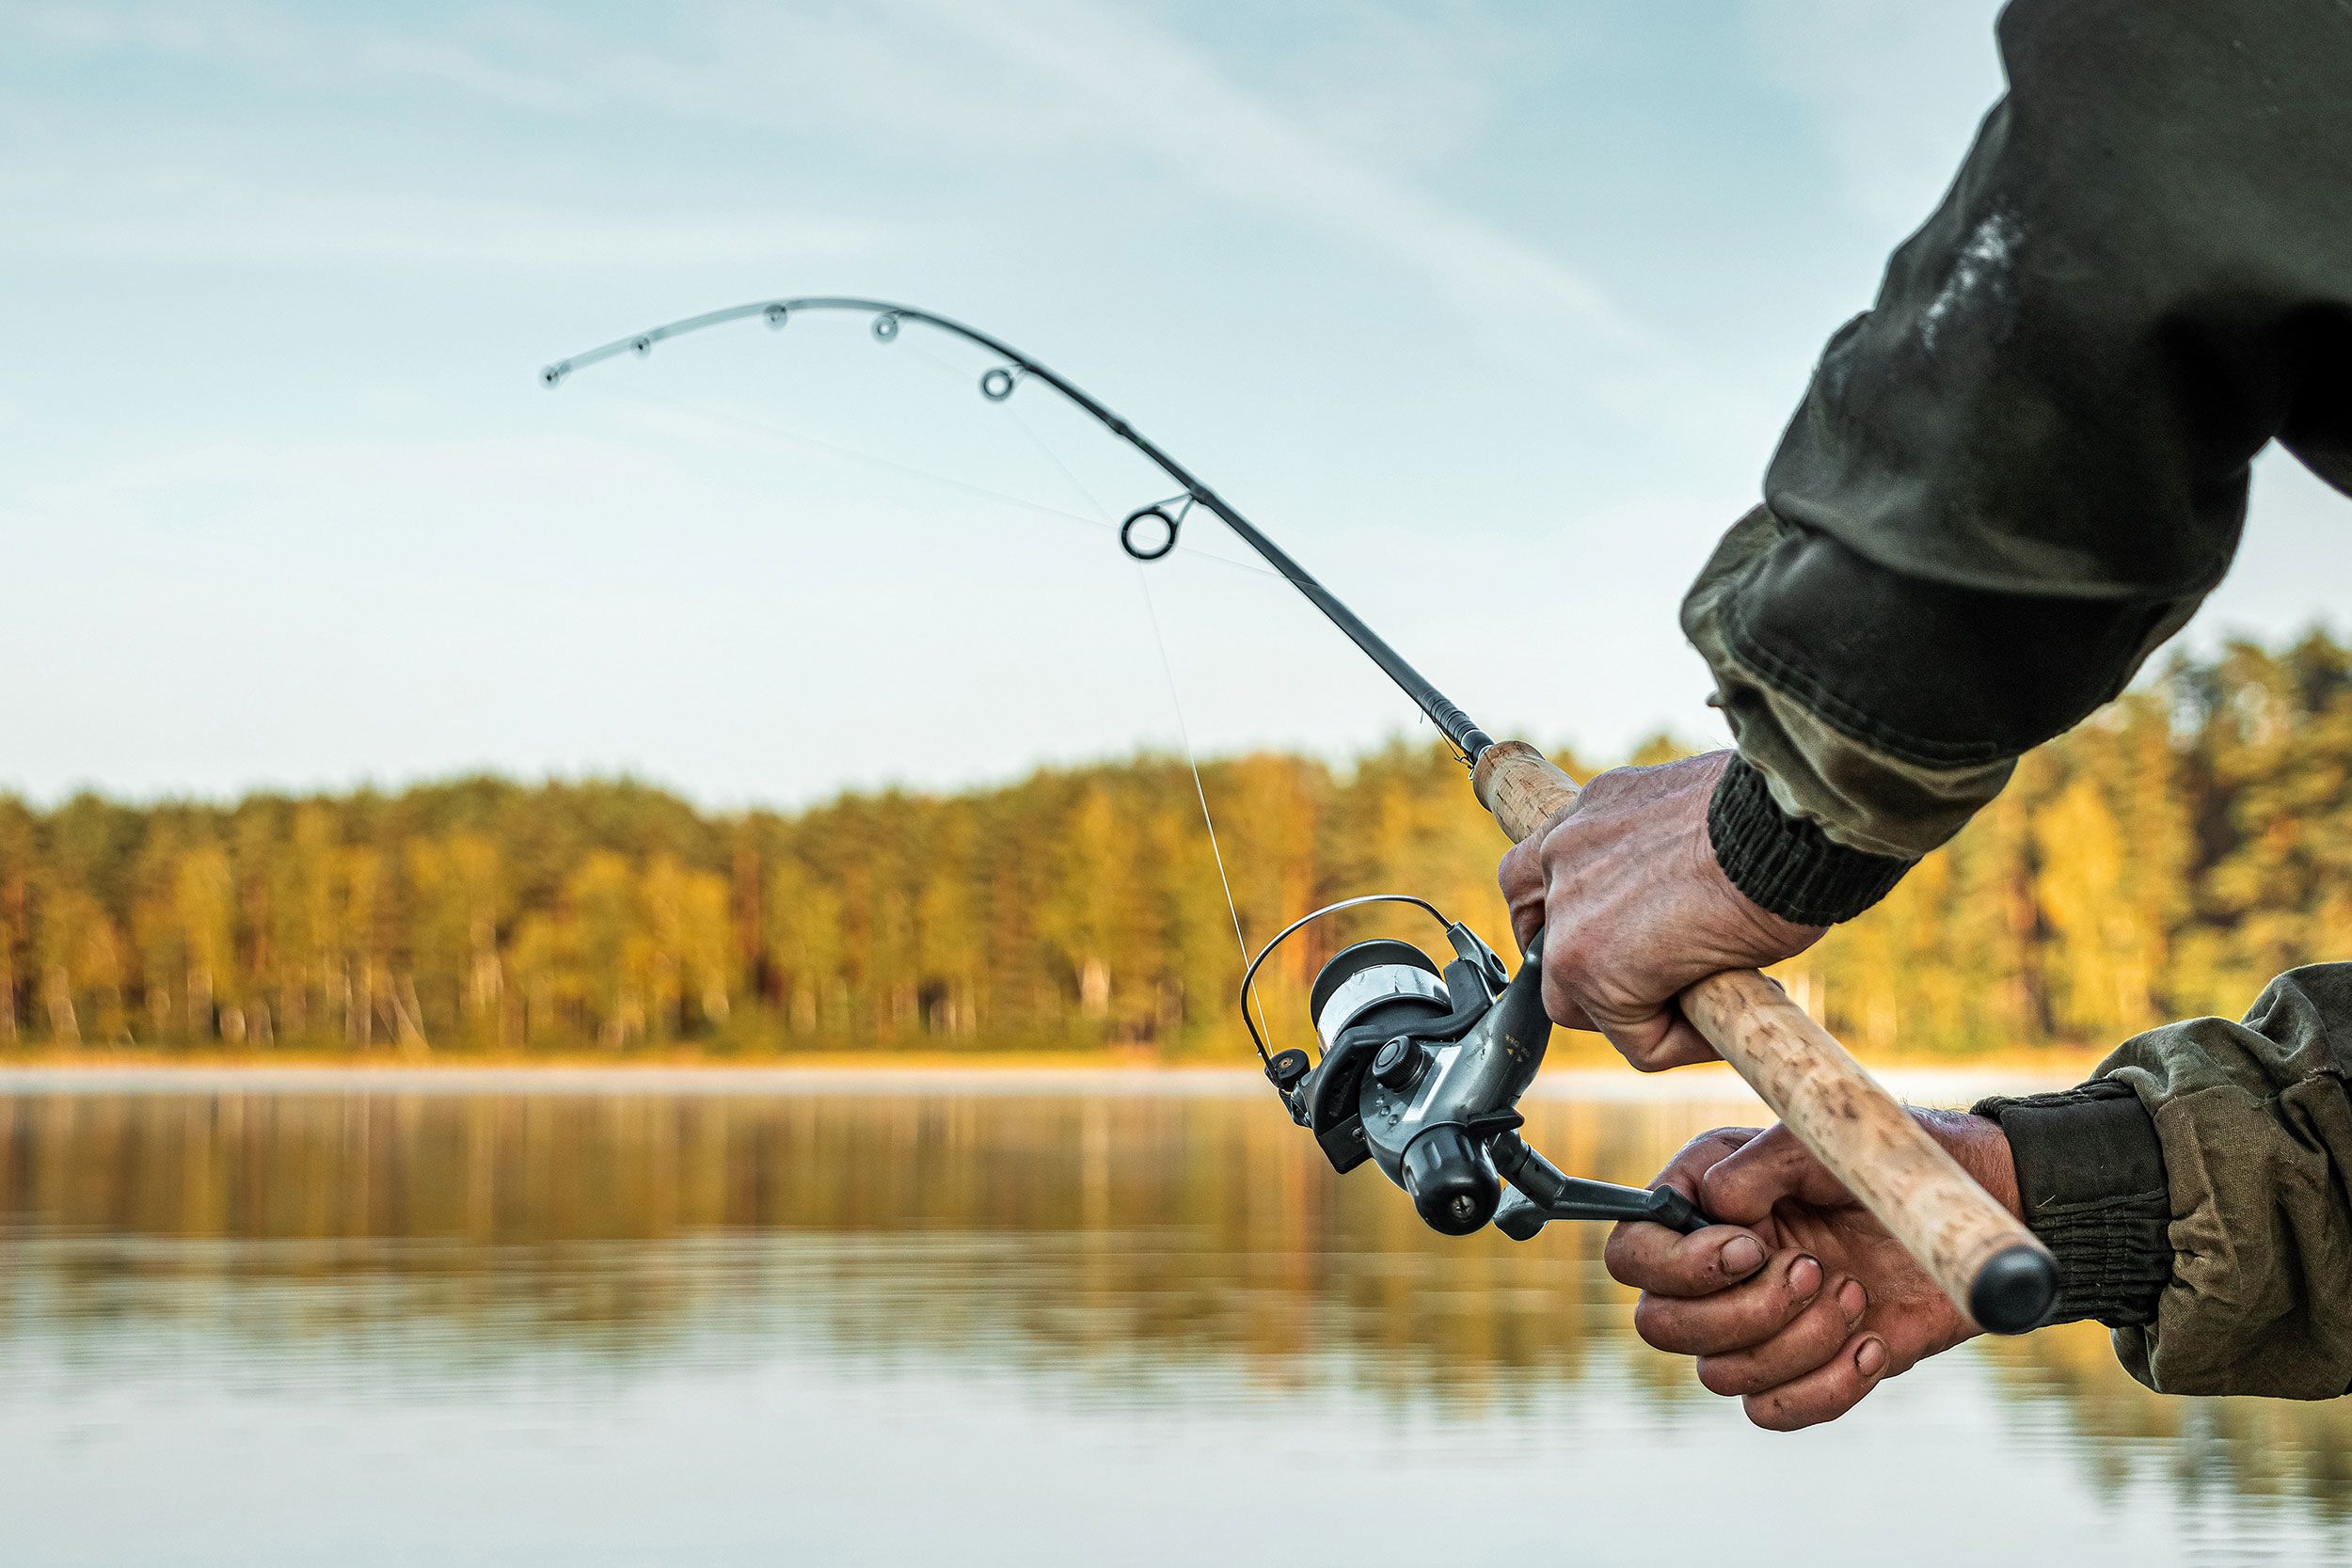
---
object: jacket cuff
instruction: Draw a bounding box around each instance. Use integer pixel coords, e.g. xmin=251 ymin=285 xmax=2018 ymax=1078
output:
xmin=1973 ymin=1081 xmax=2170 ymax=1328
xmin=1707 ymin=753 xmax=1913 ymax=925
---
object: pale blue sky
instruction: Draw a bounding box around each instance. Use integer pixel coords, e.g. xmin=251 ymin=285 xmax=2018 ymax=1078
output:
xmin=5 ymin=0 xmax=2347 ymax=807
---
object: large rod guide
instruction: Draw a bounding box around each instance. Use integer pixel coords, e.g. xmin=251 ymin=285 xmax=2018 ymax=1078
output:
xmin=545 ymin=296 xmax=1496 ymax=763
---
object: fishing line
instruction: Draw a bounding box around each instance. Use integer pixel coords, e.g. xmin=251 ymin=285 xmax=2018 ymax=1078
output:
xmin=618 ymin=369 xmax=1282 ymax=1039
xmin=900 ymin=335 xmax=1279 ymax=582
xmin=611 ymin=357 xmax=1285 ymax=1043
xmin=1133 ymin=562 xmax=1276 ymax=1055
xmin=611 ymin=384 xmax=1108 ymax=539
xmin=992 ymin=388 xmax=1275 ymax=1051
xmin=605 ymin=384 xmax=1282 ymax=581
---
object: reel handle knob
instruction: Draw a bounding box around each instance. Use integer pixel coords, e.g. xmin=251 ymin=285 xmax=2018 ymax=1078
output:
xmin=1401 ymin=1125 xmax=1501 ymax=1236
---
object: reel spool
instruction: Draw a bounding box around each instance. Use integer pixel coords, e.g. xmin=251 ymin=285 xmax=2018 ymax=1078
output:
xmin=1251 ymin=897 xmax=1707 ymax=1241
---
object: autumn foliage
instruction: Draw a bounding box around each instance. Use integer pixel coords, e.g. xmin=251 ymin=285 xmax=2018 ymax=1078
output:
xmin=2 ymin=633 xmax=2347 ymax=1059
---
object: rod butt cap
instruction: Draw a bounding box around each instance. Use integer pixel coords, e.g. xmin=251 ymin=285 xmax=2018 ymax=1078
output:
xmin=1970 ymin=1243 xmax=2058 ymax=1335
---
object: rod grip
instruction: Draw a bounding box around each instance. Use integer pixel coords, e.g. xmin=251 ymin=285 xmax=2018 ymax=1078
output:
xmin=1472 ymin=741 xmax=2057 ymax=1334
xmin=1472 ymin=740 xmax=1582 ymax=842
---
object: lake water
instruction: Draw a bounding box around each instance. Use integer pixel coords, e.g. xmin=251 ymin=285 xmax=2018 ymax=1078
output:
xmin=1 ymin=1073 xmax=2345 ymax=1567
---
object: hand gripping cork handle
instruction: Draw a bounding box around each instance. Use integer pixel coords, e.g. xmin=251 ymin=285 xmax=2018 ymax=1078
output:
xmin=1472 ymin=740 xmax=2057 ymax=1334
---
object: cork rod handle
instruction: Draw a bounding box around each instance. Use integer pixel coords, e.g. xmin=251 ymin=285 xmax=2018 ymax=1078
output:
xmin=1470 ymin=740 xmax=2056 ymax=1334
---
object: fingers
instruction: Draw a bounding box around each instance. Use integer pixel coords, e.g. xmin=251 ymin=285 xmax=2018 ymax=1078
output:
xmin=1610 ymin=1119 xmax=1893 ymax=1428
xmin=1597 ymin=1008 xmax=1718 ymax=1072
xmin=1698 ymin=1123 xmax=1854 ymax=1226
xmin=1740 ymin=1332 xmax=1893 ymax=1433
xmin=1637 ymin=1241 xmax=1835 ymax=1354
xmin=1535 ymin=965 xmax=1598 ymax=1033
xmin=1497 ymin=834 xmax=1547 ymax=951
xmin=1645 ymin=1127 xmax=1756 ymax=1211
xmin=1605 ymin=1221 xmax=1769 ymax=1300
xmin=1696 ymin=1275 xmax=1871 ymax=1395
xmin=1603 ymin=1127 xmax=1761 ymax=1295
xmin=1537 ymin=916 xmax=1718 ymax=1069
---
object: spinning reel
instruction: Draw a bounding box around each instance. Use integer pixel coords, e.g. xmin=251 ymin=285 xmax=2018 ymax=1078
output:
xmin=1251 ymin=896 xmax=1708 ymax=1241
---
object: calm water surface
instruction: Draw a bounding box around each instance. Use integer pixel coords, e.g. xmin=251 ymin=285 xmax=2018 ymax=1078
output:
xmin=1 ymin=1074 xmax=2345 ymax=1567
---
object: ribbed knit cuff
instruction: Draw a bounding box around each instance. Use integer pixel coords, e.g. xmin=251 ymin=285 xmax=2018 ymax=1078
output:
xmin=1973 ymin=1081 xmax=2170 ymax=1329
xmin=1706 ymin=754 xmax=1913 ymax=926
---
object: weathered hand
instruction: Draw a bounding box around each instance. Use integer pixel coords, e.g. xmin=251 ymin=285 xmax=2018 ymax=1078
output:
xmin=1606 ymin=1112 xmax=2022 ymax=1430
xmin=1497 ymin=750 xmax=1822 ymax=1069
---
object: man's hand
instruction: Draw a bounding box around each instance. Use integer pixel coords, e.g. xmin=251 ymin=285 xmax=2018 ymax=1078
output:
xmin=1606 ymin=1111 xmax=2022 ymax=1430
xmin=1498 ymin=750 xmax=1822 ymax=1069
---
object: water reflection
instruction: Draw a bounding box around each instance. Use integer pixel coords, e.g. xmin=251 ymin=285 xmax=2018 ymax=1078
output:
xmin=1 ymin=1082 xmax=2346 ymax=1566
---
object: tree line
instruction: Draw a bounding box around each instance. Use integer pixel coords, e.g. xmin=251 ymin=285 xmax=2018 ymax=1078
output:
xmin=3 ymin=630 xmax=2347 ymax=1058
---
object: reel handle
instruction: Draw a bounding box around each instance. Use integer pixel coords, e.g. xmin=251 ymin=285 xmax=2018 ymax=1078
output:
xmin=1470 ymin=741 xmax=2058 ymax=1335
xmin=1490 ymin=1132 xmax=1708 ymax=1240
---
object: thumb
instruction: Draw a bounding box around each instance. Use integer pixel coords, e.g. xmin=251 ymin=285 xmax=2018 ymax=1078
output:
xmin=1698 ymin=1123 xmax=1853 ymax=1226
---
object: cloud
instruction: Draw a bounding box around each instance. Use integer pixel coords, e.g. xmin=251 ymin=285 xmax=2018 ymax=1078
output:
xmin=6 ymin=4 xmax=580 ymax=112
xmin=4 ymin=0 xmax=1649 ymax=354
xmin=0 ymin=168 xmax=891 ymax=272
xmin=903 ymin=0 xmax=1648 ymax=352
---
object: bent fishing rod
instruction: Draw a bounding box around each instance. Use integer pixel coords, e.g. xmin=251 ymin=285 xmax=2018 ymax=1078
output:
xmin=544 ymin=296 xmax=2057 ymax=1334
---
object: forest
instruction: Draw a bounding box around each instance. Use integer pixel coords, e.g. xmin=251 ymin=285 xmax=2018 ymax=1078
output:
xmin=2 ymin=631 xmax=2347 ymax=1061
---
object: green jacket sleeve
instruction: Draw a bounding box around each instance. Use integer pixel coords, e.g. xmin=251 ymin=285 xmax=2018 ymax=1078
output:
xmin=1979 ymin=966 xmax=2352 ymax=1399
xmin=1689 ymin=0 xmax=2352 ymax=925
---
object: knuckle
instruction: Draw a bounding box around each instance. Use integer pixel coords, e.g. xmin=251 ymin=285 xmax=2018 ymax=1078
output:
xmin=1747 ymin=1264 xmax=1804 ymax=1324
xmin=1611 ymin=1018 xmax=1675 ymax=1072
xmin=1742 ymin=1391 xmax=1814 ymax=1433
xmin=1630 ymin=1293 xmax=1686 ymax=1352
xmin=1547 ymin=927 xmax=1597 ymax=979
xmin=1671 ymin=1128 xmax=1749 ymax=1171
xmin=1601 ymin=1227 xmax=1640 ymax=1284
xmin=1708 ymin=1306 xmax=1843 ymax=1397
xmin=1742 ymin=1369 xmax=1867 ymax=1433
xmin=1697 ymin=1355 xmax=1761 ymax=1398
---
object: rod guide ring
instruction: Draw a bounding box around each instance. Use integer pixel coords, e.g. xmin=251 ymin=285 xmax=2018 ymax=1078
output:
xmin=1120 ymin=505 xmax=1179 ymax=561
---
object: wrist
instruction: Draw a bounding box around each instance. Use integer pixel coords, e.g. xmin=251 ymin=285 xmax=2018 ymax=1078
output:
xmin=1707 ymin=754 xmax=1914 ymax=926
xmin=1918 ymin=1108 xmax=2024 ymax=1221
xmin=1971 ymin=1082 xmax=2169 ymax=1328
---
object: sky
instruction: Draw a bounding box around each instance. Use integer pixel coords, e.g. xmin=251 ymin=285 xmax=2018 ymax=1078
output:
xmin=4 ymin=0 xmax=2348 ymax=810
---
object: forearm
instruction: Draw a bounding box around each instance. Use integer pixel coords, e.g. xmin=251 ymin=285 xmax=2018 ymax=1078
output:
xmin=1683 ymin=506 xmax=2198 ymax=923
xmin=1680 ymin=0 xmax=2352 ymax=921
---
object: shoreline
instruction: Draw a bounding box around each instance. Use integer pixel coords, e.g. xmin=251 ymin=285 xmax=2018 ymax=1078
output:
xmin=0 ymin=1055 xmax=2092 ymax=1104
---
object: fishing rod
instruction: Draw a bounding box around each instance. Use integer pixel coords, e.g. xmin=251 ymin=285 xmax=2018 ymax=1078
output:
xmin=544 ymin=295 xmax=2058 ymax=1334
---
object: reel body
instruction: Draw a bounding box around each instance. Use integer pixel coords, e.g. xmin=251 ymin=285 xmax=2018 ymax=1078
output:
xmin=1256 ymin=899 xmax=1707 ymax=1242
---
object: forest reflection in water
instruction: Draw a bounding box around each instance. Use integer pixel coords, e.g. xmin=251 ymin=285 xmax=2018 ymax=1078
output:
xmin=0 ymin=1077 xmax=2347 ymax=1567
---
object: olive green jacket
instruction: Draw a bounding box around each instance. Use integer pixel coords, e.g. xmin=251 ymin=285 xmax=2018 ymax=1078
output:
xmin=1688 ymin=0 xmax=2352 ymax=1394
